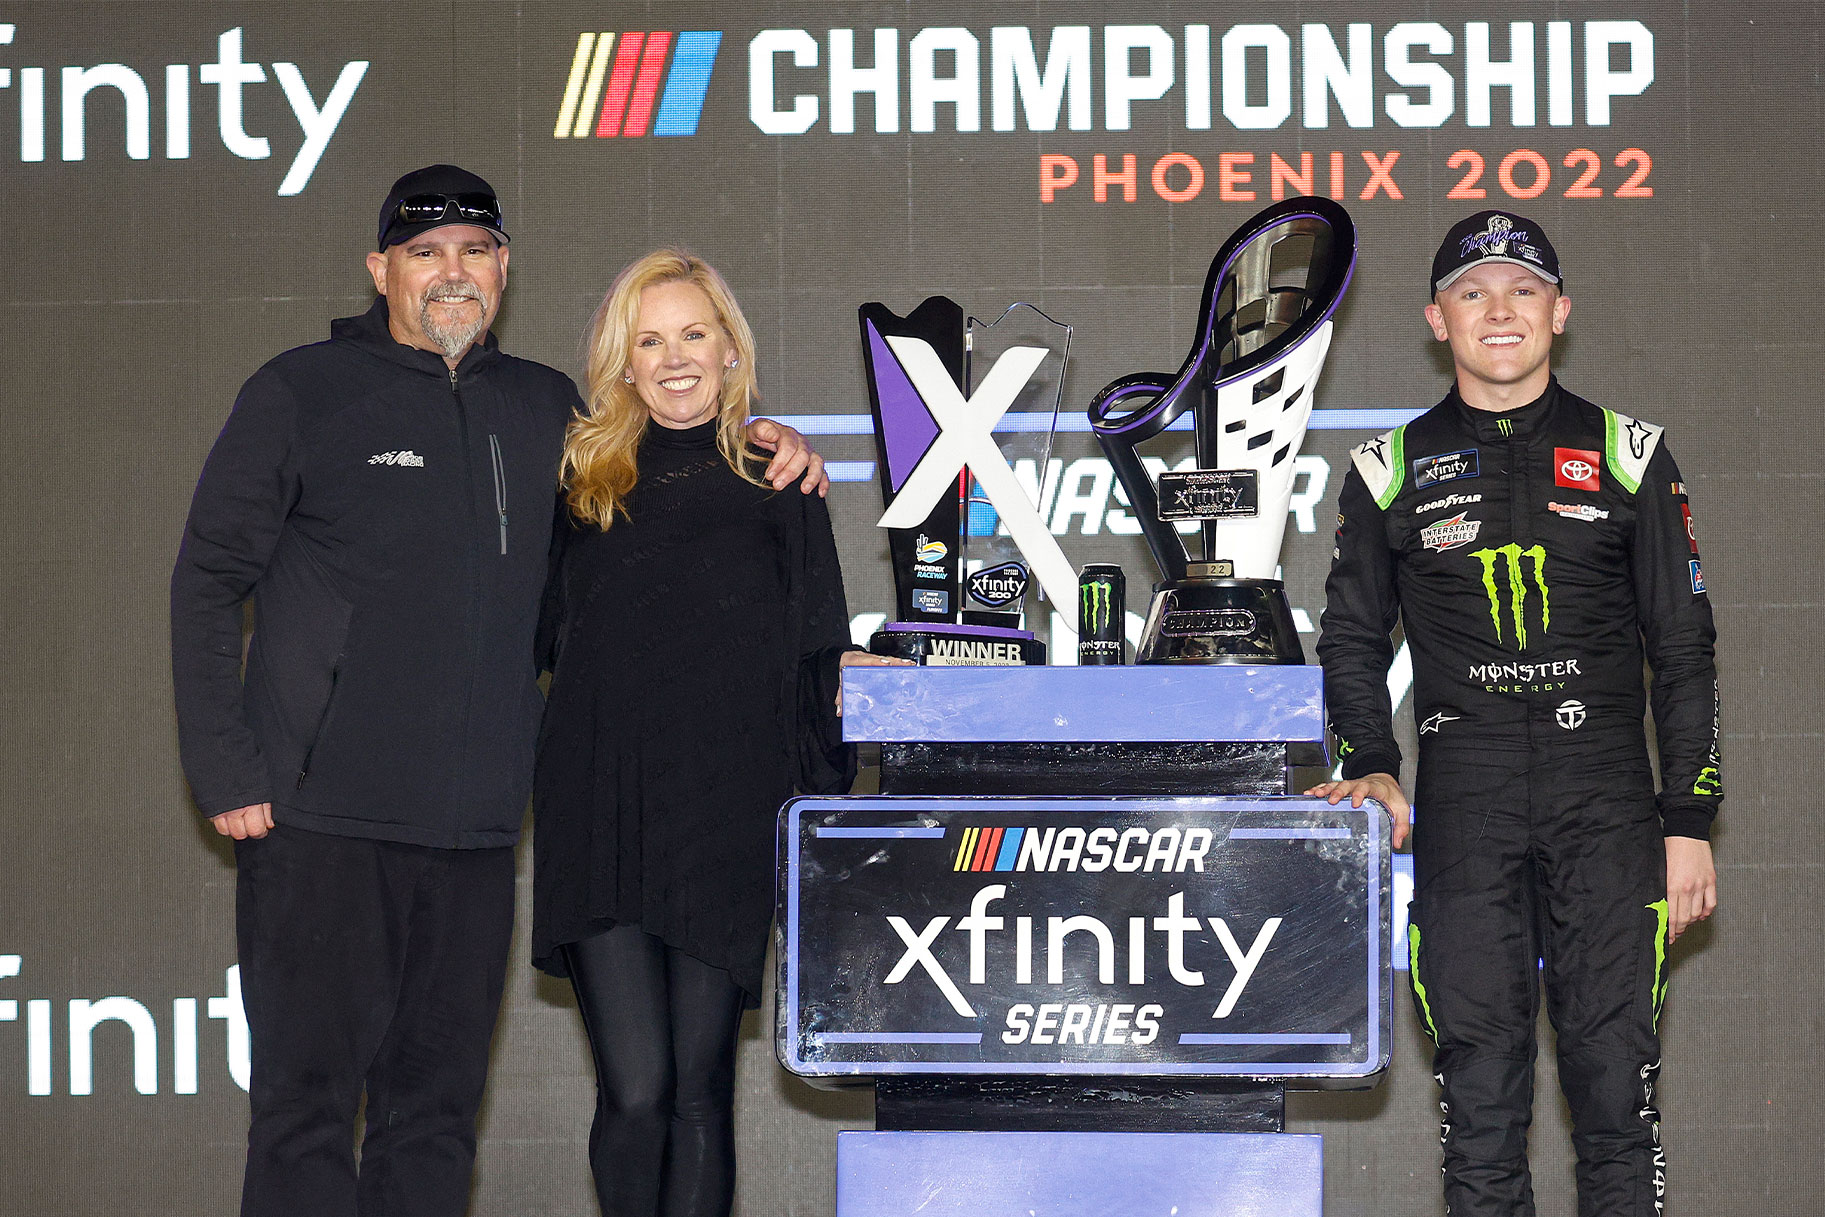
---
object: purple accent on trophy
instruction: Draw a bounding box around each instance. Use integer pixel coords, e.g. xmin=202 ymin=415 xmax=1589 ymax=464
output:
xmin=865 ymin=319 xmax=940 ymax=494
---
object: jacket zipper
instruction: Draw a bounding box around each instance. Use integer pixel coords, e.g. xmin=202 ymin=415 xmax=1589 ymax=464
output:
xmin=488 ymin=433 xmax=508 ymax=555
xmin=450 ymin=367 xmax=483 ymax=822
xmin=296 ymin=665 xmax=341 ymax=789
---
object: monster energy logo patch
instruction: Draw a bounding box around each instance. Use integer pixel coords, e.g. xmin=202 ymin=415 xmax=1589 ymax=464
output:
xmin=1081 ymin=579 xmax=1117 ymax=632
xmin=1471 ymin=543 xmax=1550 ymax=648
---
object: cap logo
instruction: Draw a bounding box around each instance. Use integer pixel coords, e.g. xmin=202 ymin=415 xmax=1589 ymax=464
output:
xmin=1459 ymin=214 xmax=1520 ymax=259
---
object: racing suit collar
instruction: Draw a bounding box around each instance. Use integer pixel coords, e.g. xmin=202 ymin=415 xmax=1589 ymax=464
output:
xmin=1448 ymin=376 xmax=1562 ymax=443
xmin=330 ymin=295 xmax=503 ymax=380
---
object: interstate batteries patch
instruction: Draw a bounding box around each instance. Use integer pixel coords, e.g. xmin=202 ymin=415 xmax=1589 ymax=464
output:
xmin=1420 ymin=512 xmax=1482 ymax=552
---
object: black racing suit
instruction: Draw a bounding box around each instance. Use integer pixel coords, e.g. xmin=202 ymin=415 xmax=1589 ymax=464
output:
xmin=1318 ymin=379 xmax=1721 ymax=1217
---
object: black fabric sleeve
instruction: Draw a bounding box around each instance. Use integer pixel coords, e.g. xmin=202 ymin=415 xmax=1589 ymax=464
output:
xmin=1316 ymin=465 xmax=1404 ymax=781
xmin=1631 ymin=440 xmax=1722 ymax=839
xmin=169 ymin=369 xmax=302 ymax=817
xmin=534 ymin=496 xmax=572 ymax=676
xmin=794 ymin=492 xmax=857 ymax=795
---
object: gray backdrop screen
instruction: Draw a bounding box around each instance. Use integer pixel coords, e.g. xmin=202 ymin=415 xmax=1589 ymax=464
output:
xmin=1 ymin=3 xmax=1818 ymax=1214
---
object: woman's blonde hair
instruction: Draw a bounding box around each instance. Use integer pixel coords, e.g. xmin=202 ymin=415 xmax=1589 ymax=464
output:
xmin=562 ymin=248 xmax=763 ymax=528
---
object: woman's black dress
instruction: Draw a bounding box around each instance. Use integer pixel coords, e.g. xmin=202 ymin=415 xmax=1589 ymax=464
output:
xmin=531 ymin=418 xmax=855 ymax=1002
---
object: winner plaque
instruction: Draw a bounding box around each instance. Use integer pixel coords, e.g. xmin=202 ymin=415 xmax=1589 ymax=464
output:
xmin=1088 ymin=198 xmax=1357 ymax=665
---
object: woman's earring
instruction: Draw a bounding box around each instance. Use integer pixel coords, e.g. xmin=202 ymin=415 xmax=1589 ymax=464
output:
xmin=623 ymin=372 xmax=634 ymax=384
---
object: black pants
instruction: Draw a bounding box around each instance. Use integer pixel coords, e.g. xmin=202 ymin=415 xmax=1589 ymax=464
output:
xmin=562 ymin=925 xmax=748 ymax=1217
xmin=233 ymin=824 xmax=515 ymax=1217
xmin=1410 ymin=746 xmax=1668 ymax=1217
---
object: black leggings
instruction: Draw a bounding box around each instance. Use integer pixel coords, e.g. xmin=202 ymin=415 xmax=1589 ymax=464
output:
xmin=561 ymin=925 xmax=748 ymax=1217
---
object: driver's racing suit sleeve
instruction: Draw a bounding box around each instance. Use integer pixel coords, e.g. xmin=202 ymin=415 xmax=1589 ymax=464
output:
xmin=1316 ymin=463 xmax=1403 ymax=782
xmin=1630 ymin=440 xmax=1723 ymax=839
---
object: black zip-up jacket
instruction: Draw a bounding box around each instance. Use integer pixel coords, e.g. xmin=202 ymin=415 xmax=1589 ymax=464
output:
xmin=1318 ymin=379 xmax=1722 ymax=839
xmin=171 ymin=298 xmax=579 ymax=847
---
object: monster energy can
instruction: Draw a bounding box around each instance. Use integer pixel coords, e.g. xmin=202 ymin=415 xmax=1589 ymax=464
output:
xmin=1077 ymin=564 xmax=1126 ymax=665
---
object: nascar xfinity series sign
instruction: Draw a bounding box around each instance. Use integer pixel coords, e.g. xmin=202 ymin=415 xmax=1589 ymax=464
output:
xmin=777 ymin=797 xmax=1390 ymax=1082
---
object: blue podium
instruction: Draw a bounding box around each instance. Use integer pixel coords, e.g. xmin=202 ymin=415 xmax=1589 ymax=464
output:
xmin=777 ymin=667 xmax=1391 ymax=1216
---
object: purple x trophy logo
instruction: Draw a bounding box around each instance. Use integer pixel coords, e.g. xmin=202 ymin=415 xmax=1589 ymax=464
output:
xmin=860 ymin=298 xmax=1075 ymax=666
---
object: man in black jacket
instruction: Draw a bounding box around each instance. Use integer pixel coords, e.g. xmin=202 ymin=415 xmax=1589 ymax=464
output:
xmin=1309 ymin=211 xmax=1720 ymax=1217
xmin=171 ymin=165 xmax=826 ymax=1217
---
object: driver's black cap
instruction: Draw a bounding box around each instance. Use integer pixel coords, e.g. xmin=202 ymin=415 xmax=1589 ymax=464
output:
xmin=1431 ymin=210 xmax=1560 ymax=295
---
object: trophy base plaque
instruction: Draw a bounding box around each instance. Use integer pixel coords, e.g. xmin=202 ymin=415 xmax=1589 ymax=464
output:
xmin=1135 ymin=563 xmax=1304 ymax=665
xmin=869 ymin=622 xmax=1047 ymax=667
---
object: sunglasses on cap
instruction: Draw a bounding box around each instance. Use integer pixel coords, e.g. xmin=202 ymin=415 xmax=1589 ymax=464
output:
xmin=392 ymin=192 xmax=504 ymax=229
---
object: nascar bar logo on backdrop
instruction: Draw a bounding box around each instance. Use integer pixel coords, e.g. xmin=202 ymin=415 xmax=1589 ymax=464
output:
xmin=554 ymin=31 xmax=722 ymax=138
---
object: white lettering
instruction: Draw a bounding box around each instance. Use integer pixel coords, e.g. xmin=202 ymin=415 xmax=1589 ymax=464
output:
xmin=989 ymin=26 xmax=1091 ymax=132
xmin=1113 ymin=827 xmax=1149 ymax=872
xmin=1465 ymin=22 xmax=1536 ymax=128
xmin=750 ymin=29 xmax=819 ymax=134
xmin=1546 ymin=21 xmax=1573 ymax=126
xmin=1209 ymin=917 xmax=1283 ymax=1018
xmin=1152 ymin=891 xmax=1205 ymax=986
xmin=1289 ymin=455 xmax=1330 ymax=534
xmin=885 ymin=915 xmax=974 ymax=1017
xmin=909 ymin=28 xmax=978 ymax=132
xmin=1047 ymin=915 xmax=1116 ymax=984
xmin=1585 ymin=21 xmax=1653 ymax=125
xmin=1104 ymin=25 xmax=1173 ymax=131
xmin=1384 ymin=23 xmax=1454 ymax=127
xmin=1081 ymin=827 xmax=1117 ymax=873
xmin=1301 ymin=23 xmax=1373 ymax=129
xmin=272 ymin=59 xmax=368 ymax=196
xmin=199 ymin=27 xmax=269 ymax=159
xmin=1184 ymin=24 xmax=1212 ymax=129
xmin=957 ymin=884 xmax=1005 ymax=984
xmin=69 ymin=997 xmax=158 ymax=1095
xmin=61 ymin=64 xmax=149 ymax=161
xmin=829 ymin=28 xmax=899 ymax=134
xmin=1175 ymin=827 xmax=1213 ymax=872
xmin=165 ymin=64 xmax=189 ymax=158
xmin=1222 ymin=25 xmax=1292 ymax=130
xmin=172 ymin=997 xmax=197 ymax=1095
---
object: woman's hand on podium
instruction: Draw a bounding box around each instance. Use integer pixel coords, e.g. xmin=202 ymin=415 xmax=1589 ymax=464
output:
xmin=1305 ymin=773 xmax=1410 ymax=848
xmin=835 ymin=649 xmax=915 ymax=714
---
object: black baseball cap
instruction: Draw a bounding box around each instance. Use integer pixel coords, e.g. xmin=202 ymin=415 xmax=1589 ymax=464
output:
xmin=376 ymin=164 xmax=509 ymax=250
xmin=1431 ymin=210 xmax=1560 ymax=295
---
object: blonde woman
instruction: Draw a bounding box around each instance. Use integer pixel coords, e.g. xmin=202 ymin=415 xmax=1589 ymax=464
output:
xmin=532 ymin=249 xmax=897 ymax=1216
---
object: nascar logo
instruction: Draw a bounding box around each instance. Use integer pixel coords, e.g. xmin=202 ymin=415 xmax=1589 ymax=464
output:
xmin=554 ymin=31 xmax=722 ymax=138
xmin=953 ymin=825 xmax=1214 ymax=873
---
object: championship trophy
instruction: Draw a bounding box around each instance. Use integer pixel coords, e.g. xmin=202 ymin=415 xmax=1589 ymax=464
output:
xmin=859 ymin=297 xmax=1078 ymax=666
xmin=1088 ymin=197 xmax=1357 ymax=664
xmin=960 ymin=303 xmax=1073 ymax=629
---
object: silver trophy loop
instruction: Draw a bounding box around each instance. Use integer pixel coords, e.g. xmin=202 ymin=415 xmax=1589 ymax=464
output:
xmin=1089 ymin=197 xmax=1357 ymax=664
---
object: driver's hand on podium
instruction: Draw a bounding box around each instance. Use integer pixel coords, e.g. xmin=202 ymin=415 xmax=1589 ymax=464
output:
xmin=211 ymin=802 xmax=274 ymax=840
xmin=1306 ymin=772 xmax=1410 ymax=849
xmin=835 ymin=649 xmax=916 ymax=714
